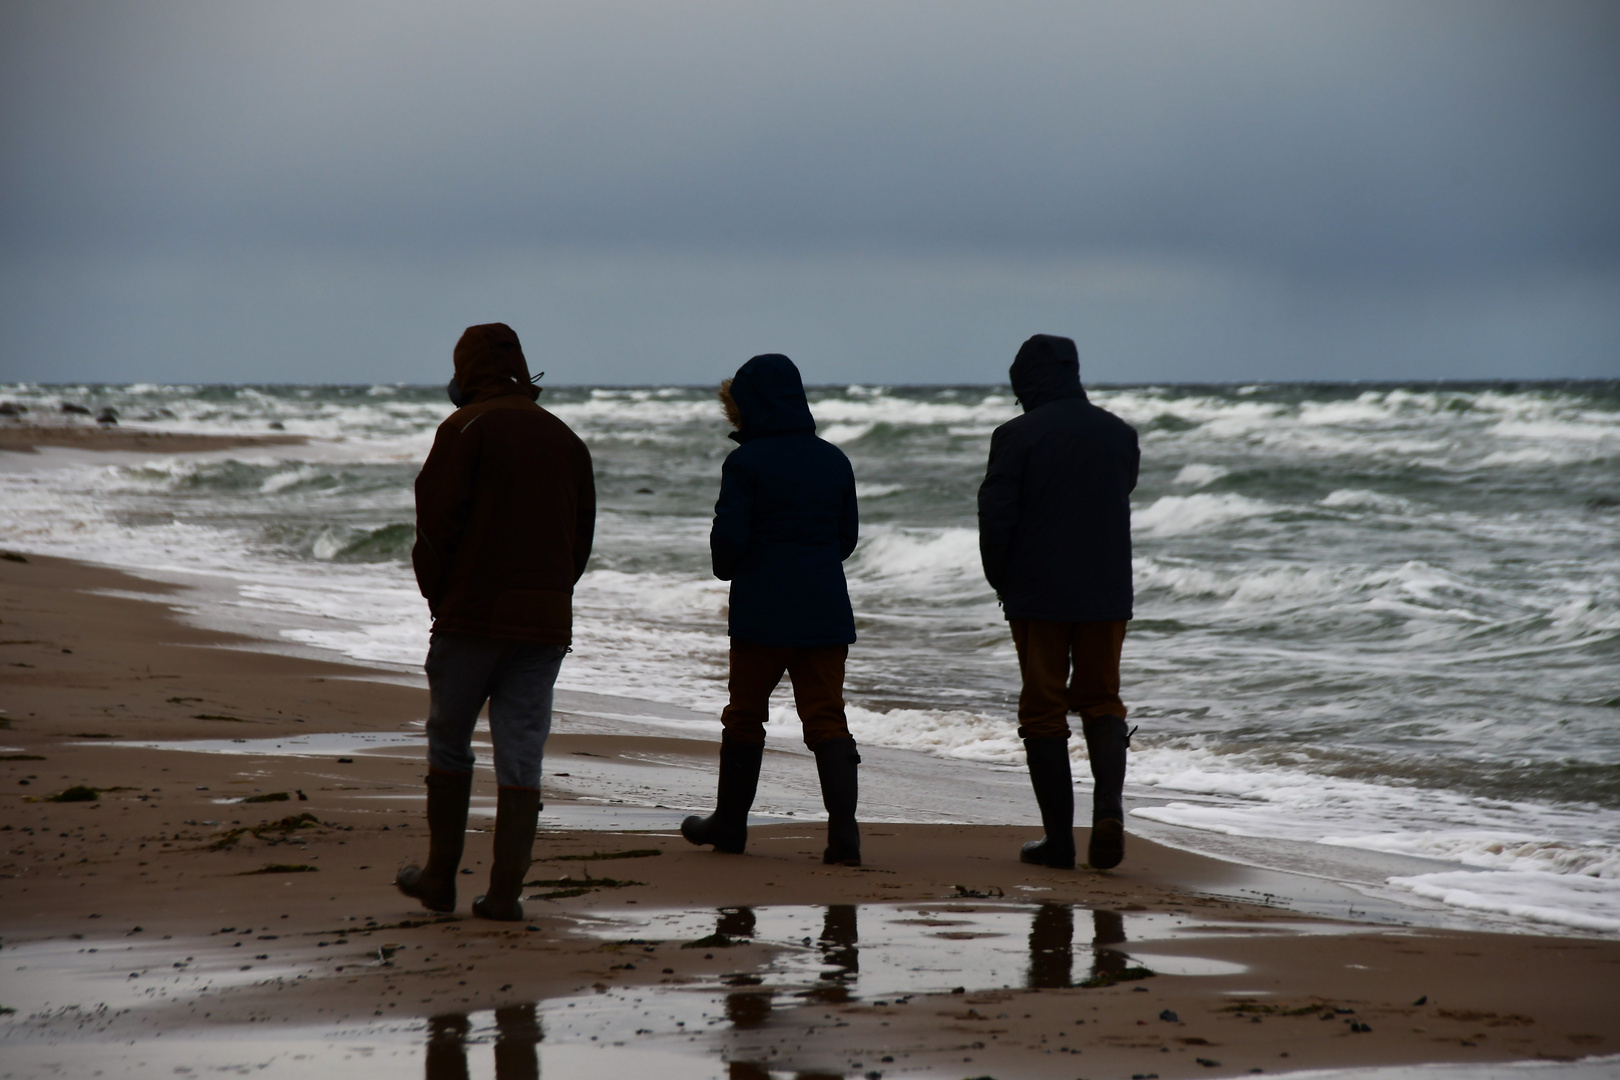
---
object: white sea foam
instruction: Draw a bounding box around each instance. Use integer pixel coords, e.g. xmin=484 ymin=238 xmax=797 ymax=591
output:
xmin=260 ymin=465 xmax=323 ymax=493
xmin=1126 ymin=739 xmax=1620 ymax=934
xmin=1322 ymin=832 xmax=1620 ymax=878
xmin=1171 ymin=463 xmax=1228 ymax=487
xmin=1383 ymin=870 xmax=1620 ymax=933
xmin=1132 ymin=493 xmax=1275 ymax=536
xmin=839 ymin=704 xmax=1025 ymax=764
xmin=819 ymin=422 xmax=874 ymax=444
xmin=848 ymin=526 xmax=981 ymax=589
xmin=1320 ymin=488 xmax=1413 ymax=512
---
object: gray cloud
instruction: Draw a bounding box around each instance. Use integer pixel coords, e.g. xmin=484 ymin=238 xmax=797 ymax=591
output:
xmin=2 ymin=1 xmax=1616 ymax=382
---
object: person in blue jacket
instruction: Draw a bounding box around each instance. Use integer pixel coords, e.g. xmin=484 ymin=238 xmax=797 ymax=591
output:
xmin=681 ymin=353 xmax=864 ymax=865
xmin=979 ymin=334 xmax=1140 ymax=870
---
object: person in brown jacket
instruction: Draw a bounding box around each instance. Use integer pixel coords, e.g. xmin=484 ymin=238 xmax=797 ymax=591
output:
xmin=396 ymin=323 xmax=595 ymax=921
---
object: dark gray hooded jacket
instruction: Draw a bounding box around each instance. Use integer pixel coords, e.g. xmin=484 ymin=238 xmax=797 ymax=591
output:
xmin=977 ymin=334 xmax=1139 ymax=622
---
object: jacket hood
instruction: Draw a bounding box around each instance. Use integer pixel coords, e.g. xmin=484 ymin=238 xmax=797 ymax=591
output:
xmin=726 ymin=353 xmax=816 ymax=442
xmin=453 ymin=323 xmax=540 ymax=404
xmin=1009 ymin=334 xmax=1086 ymax=412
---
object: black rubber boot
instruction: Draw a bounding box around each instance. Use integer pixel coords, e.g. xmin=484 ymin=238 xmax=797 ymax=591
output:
xmin=813 ymin=736 xmax=862 ymax=866
xmin=1082 ymin=714 xmax=1132 ymax=870
xmin=681 ymin=735 xmax=764 ymax=854
xmin=1019 ymin=735 xmax=1076 ymax=869
xmin=473 ymin=786 xmax=541 ymax=922
xmin=396 ymin=769 xmax=473 ymax=913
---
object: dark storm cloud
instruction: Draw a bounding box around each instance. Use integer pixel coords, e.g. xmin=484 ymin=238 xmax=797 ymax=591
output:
xmin=1 ymin=1 xmax=1616 ymax=382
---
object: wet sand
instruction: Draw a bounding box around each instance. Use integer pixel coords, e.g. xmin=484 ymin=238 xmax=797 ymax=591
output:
xmin=2 ymin=552 xmax=1618 ymax=1079
xmin=0 ymin=422 xmax=306 ymax=455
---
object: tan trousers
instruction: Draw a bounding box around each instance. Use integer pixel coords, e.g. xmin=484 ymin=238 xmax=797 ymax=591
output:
xmin=1010 ymin=619 xmax=1128 ymax=740
xmin=719 ymin=640 xmax=852 ymax=749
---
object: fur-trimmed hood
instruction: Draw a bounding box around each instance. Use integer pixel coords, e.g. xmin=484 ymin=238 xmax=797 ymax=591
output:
xmin=720 ymin=354 xmax=816 ymax=443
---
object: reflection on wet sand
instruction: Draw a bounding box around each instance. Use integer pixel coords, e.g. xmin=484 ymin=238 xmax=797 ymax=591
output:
xmin=1026 ymin=904 xmax=1132 ymax=988
xmin=425 ymin=1003 xmax=542 ymax=1080
xmin=716 ymin=905 xmax=757 ymax=941
xmin=717 ymin=905 xmax=774 ymax=1029
xmin=728 ymin=1063 xmax=843 ymax=1080
xmin=426 ymin=1012 xmax=471 ymax=1080
xmin=1091 ymin=907 xmax=1130 ymax=983
xmin=724 ymin=905 xmax=859 ymax=1077
xmin=1027 ymin=902 xmax=1074 ymax=988
xmin=805 ymin=904 xmax=858 ymax=1004
xmin=494 ymin=1004 xmax=543 ymax=1080
xmin=725 ymin=987 xmax=773 ymax=1029
xmin=419 ymin=903 xmax=1137 ymax=1077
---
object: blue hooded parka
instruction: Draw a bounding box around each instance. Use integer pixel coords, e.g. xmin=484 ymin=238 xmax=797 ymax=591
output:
xmin=711 ymin=354 xmax=859 ymax=647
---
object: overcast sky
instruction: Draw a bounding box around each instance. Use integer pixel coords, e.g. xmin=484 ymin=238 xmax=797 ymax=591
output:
xmin=2 ymin=1 xmax=1616 ymax=385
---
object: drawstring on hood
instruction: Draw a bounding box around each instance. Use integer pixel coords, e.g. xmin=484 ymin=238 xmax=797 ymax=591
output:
xmin=722 ymin=354 xmax=816 ymax=443
xmin=1009 ymin=334 xmax=1086 ymax=413
xmin=450 ymin=323 xmax=542 ymax=407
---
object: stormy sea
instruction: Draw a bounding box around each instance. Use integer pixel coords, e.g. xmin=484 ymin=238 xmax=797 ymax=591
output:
xmin=2 ymin=380 xmax=1616 ymax=935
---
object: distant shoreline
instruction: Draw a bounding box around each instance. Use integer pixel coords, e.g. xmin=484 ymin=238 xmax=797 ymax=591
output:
xmin=0 ymin=423 xmax=307 ymax=454
xmin=4 ymin=377 xmax=1617 ymax=392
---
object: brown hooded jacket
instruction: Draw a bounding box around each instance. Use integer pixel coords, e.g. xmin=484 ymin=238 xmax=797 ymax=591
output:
xmin=412 ymin=323 xmax=595 ymax=644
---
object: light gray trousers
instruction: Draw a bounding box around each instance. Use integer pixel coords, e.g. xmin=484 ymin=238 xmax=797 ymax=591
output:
xmin=424 ymin=632 xmax=566 ymax=790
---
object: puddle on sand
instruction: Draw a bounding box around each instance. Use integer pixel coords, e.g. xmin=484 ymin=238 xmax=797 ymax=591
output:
xmin=2 ymin=1012 xmax=1615 ymax=1080
xmin=0 ymin=902 xmax=1258 ymax=1078
xmin=83 ymin=731 xmax=427 ymax=757
xmin=7 ymin=903 xmax=1603 ymax=1080
xmin=0 ymin=935 xmax=308 ymax=1022
xmin=571 ymin=902 xmax=1256 ymax=1004
xmin=0 ymin=1020 xmax=729 ymax=1080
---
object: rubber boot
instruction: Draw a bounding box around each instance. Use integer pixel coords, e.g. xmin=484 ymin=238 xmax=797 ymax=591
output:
xmin=396 ymin=769 xmax=473 ymax=913
xmin=1082 ymin=714 xmax=1132 ymax=870
xmin=473 ymin=786 xmax=541 ymax=922
xmin=681 ymin=735 xmax=764 ymax=854
xmin=1019 ymin=735 xmax=1076 ymax=869
xmin=813 ymin=736 xmax=862 ymax=866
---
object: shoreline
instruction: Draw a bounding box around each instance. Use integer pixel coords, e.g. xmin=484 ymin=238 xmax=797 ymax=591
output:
xmin=2 ymin=394 xmax=1614 ymax=943
xmin=2 ymin=552 xmax=1619 ymax=1078
xmin=0 ymin=421 xmax=308 ymax=455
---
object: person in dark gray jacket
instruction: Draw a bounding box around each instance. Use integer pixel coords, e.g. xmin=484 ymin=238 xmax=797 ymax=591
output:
xmin=978 ymin=334 xmax=1140 ymax=870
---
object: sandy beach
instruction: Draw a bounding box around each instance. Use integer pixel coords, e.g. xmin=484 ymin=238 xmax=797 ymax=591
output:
xmin=2 ymin=546 xmax=1617 ymax=1080
xmin=0 ymin=421 xmax=307 ymax=456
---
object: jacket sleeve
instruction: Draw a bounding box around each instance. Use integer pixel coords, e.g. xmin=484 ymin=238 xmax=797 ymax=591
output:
xmin=572 ymin=442 xmax=596 ymax=583
xmin=977 ymin=424 xmax=1025 ymax=594
xmin=710 ymin=452 xmax=752 ymax=581
xmin=839 ymin=458 xmax=859 ymax=561
xmin=412 ymin=420 xmax=479 ymax=612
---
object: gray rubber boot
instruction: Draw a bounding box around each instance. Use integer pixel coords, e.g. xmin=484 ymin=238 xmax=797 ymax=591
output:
xmin=681 ymin=735 xmax=764 ymax=854
xmin=473 ymin=786 xmax=541 ymax=921
xmin=396 ymin=769 xmax=473 ymax=913
xmin=813 ymin=736 xmax=861 ymax=866
xmin=1082 ymin=715 xmax=1132 ymax=870
xmin=1019 ymin=735 xmax=1076 ymax=869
